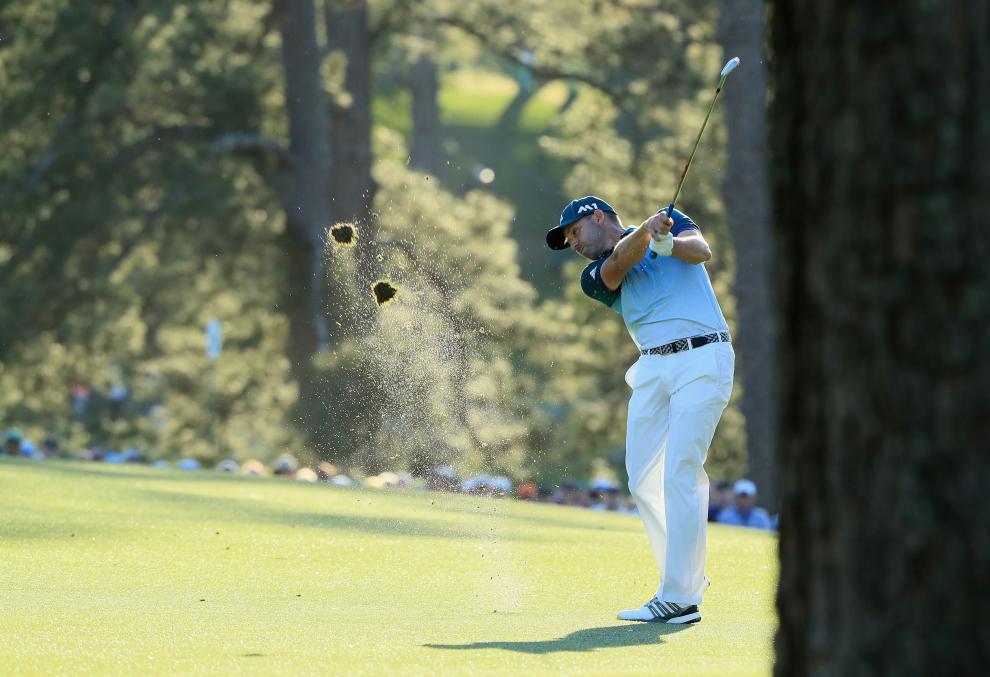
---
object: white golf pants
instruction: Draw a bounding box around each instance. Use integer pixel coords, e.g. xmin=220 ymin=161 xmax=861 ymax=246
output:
xmin=624 ymin=342 xmax=734 ymax=605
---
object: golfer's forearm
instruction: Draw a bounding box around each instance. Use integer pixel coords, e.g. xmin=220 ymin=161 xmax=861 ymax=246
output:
xmin=601 ymin=226 xmax=651 ymax=289
xmin=671 ymin=236 xmax=711 ymax=264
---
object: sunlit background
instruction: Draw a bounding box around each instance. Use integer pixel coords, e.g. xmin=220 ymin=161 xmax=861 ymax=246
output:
xmin=0 ymin=0 xmax=751 ymax=488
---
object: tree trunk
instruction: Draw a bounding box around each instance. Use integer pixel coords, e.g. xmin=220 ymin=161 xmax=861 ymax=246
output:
xmin=325 ymin=1 xmax=376 ymax=235
xmin=409 ymin=56 xmax=443 ymax=178
xmin=718 ymin=0 xmax=776 ymax=507
xmin=277 ymin=0 xmax=333 ymax=359
xmin=770 ymin=1 xmax=990 ymax=675
xmin=324 ymin=0 xmax=382 ymax=341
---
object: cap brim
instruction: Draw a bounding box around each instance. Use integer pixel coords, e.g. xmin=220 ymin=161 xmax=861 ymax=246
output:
xmin=546 ymin=226 xmax=569 ymax=251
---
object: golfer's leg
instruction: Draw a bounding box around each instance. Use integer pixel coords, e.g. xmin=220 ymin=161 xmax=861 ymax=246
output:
xmin=658 ymin=352 xmax=733 ymax=605
xmin=625 ymin=374 xmax=671 ymax=581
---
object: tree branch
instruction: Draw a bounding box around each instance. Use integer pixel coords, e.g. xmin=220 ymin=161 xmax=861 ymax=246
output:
xmin=367 ymin=0 xmax=422 ymax=45
xmin=205 ymin=131 xmax=290 ymax=162
xmin=437 ymin=13 xmax=694 ymax=116
xmin=436 ymin=16 xmax=624 ymax=103
xmin=25 ymin=114 xmax=78 ymax=189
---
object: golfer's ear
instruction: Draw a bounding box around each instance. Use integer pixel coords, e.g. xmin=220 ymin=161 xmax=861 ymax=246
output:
xmin=594 ymin=209 xmax=605 ymax=225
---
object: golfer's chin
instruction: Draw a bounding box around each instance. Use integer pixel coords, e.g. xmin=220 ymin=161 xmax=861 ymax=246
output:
xmin=578 ymin=246 xmax=606 ymax=260
xmin=570 ymin=244 xmax=592 ymax=259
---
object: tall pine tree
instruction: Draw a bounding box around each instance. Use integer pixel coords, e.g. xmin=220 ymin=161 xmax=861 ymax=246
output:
xmin=770 ymin=1 xmax=990 ymax=673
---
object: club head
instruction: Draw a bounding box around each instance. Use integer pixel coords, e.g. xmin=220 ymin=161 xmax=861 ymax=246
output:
xmin=721 ymin=57 xmax=741 ymax=77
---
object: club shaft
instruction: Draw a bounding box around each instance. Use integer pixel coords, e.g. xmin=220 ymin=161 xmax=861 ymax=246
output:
xmin=666 ymin=73 xmax=728 ymax=216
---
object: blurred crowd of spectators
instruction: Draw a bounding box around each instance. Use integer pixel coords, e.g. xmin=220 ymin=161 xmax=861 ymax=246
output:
xmin=3 ymin=427 xmax=775 ymax=529
xmin=513 ymin=474 xmax=777 ymax=530
xmin=510 ymin=477 xmax=641 ymax=514
xmin=4 ymin=429 xmax=65 ymax=459
xmin=708 ymin=478 xmax=777 ymax=531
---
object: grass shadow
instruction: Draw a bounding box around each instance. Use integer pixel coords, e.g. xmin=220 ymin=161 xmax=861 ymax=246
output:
xmin=133 ymin=487 xmax=570 ymax=544
xmin=3 ymin=460 xmax=642 ymax=542
xmin=3 ymin=459 xmax=258 ymax=484
xmin=491 ymin=509 xmax=644 ymax=536
xmin=136 ymin=487 xmax=495 ymax=540
xmin=425 ymin=623 xmax=690 ymax=654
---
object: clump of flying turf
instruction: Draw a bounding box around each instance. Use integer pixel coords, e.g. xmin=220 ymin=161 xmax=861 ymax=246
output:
xmin=329 ymin=223 xmax=357 ymax=246
xmin=372 ymin=280 xmax=398 ymax=307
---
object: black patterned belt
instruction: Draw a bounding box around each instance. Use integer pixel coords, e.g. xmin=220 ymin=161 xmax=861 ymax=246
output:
xmin=641 ymin=331 xmax=731 ymax=356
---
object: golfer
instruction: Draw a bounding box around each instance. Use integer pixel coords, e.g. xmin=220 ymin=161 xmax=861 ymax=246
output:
xmin=547 ymin=196 xmax=734 ymax=624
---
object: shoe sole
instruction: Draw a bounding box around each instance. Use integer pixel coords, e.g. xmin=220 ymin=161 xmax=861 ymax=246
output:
xmin=616 ymin=611 xmax=701 ymax=624
xmin=664 ymin=611 xmax=701 ymax=624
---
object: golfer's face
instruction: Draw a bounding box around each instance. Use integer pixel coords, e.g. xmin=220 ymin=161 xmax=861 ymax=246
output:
xmin=564 ymin=215 xmax=604 ymax=259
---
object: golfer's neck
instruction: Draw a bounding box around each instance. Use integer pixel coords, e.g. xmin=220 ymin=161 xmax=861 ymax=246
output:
xmin=604 ymin=224 xmax=626 ymax=248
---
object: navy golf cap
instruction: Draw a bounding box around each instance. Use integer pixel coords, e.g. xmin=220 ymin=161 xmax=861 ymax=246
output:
xmin=546 ymin=196 xmax=616 ymax=250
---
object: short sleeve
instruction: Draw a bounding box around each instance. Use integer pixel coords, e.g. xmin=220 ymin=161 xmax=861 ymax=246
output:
xmin=661 ymin=208 xmax=700 ymax=236
xmin=581 ymin=257 xmax=621 ymax=308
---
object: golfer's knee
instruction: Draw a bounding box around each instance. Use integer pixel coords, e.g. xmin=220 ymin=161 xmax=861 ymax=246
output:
xmin=627 ymin=475 xmax=655 ymax=501
xmin=664 ymin=459 xmax=703 ymax=492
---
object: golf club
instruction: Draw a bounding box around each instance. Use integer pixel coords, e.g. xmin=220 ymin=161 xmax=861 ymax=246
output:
xmin=663 ymin=57 xmax=740 ymax=219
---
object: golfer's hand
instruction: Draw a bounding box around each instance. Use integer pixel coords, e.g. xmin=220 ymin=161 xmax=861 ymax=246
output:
xmin=644 ymin=211 xmax=674 ymax=240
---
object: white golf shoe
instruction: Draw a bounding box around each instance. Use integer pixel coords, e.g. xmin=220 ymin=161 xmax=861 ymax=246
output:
xmin=617 ymin=576 xmax=708 ymax=623
xmin=617 ymin=598 xmax=701 ymax=623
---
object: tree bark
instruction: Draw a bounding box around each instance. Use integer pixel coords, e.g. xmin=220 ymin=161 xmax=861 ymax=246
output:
xmin=409 ymin=56 xmax=443 ymax=178
xmin=277 ymin=0 xmax=333 ymax=360
xmin=770 ymin=1 xmax=990 ymax=675
xmin=324 ymin=0 xmax=382 ymax=343
xmin=718 ymin=0 xmax=776 ymax=506
xmin=325 ymin=0 xmax=376 ymax=234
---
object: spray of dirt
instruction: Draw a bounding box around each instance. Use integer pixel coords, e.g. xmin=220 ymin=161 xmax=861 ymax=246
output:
xmin=316 ymin=172 xmax=538 ymax=590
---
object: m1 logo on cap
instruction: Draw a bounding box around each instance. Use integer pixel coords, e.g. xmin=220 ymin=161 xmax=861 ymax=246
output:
xmin=576 ymin=202 xmax=598 ymax=214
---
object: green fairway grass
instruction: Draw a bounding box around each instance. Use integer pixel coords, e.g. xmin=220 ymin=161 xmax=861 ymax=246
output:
xmin=0 ymin=459 xmax=776 ymax=676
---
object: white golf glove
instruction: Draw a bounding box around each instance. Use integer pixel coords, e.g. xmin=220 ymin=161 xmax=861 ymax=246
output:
xmin=649 ymin=231 xmax=674 ymax=257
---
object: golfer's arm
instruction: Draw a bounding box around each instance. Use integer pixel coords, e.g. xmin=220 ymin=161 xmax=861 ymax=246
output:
xmin=600 ymin=225 xmax=651 ymax=290
xmin=671 ymin=230 xmax=711 ymax=265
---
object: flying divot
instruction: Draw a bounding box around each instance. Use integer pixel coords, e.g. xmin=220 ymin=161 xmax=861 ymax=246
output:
xmin=329 ymin=223 xmax=358 ymax=246
xmin=372 ymin=280 xmax=398 ymax=307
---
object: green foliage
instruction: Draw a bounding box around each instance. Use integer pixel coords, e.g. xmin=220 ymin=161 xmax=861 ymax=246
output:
xmin=0 ymin=0 xmax=746 ymax=481
xmin=313 ymin=130 xmax=543 ymax=477
xmin=0 ymin=0 xmax=300 ymax=462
